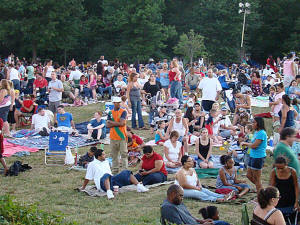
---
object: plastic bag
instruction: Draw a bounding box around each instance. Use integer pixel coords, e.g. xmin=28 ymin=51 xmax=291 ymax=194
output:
xmin=65 ymin=147 xmax=75 ymax=165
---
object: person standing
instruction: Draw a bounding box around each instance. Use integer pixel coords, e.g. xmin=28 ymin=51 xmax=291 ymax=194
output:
xmin=0 ymin=118 xmax=8 ymax=176
xmin=48 ymin=72 xmax=63 ymax=115
xmin=241 ymin=117 xmax=267 ymax=193
xmin=197 ymin=69 xmax=222 ymax=112
xmin=169 ymin=60 xmax=183 ymax=104
xmin=283 ymin=53 xmax=296 ymax=88
xmin=106 ymin=96 xmax=128 ymax=174
xmin=7 ymin=64 xmax=21 ymax=91
xmin=44 ymin=59 xmax=54 ymax=83
xmin=26 ymin=63 xmax=35 ymax=94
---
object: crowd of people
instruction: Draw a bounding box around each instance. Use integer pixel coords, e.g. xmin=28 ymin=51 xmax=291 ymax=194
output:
xmin=1 ymin=52 xmax=300 ymax=224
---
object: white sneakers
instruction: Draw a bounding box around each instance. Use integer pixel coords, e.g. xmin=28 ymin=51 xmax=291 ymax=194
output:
xmin=136 ymin=183 xmax=149 ymax=193
xmin=106 ymin=190 xmax=114 ymax=199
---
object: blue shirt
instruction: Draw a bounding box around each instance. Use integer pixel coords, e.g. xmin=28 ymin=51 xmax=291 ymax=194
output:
xmin=250 ymin=130 xmax=267 ymax=158
xmin=89 ymin=118 xmax=106 ymax=134
xmin=57 ymin=112 xmax=73 ymax=127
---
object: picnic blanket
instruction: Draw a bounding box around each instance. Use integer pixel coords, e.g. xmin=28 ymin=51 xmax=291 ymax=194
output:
xmin=76 ymin=181 xmax=174 ymax=197
xmin=7 ymin=135 xmax=102 ymax=149
xmin=75 ymin=121 xmax=89 ymax=134
xmin=250 ymin=96 xmax=269 ymax=108
xmin=3 ymin=139 xmax=39 ymax=157
xmin=195 ymin=168 xmax=220 ymax=179
xmin=190 ymin=154 xmax=222 ymax=169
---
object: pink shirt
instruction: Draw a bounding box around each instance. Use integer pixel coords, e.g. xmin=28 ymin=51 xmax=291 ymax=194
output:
xmin=273 ymin=92 xmax=285 ymax=115
xmin=283 ymin=60 xmax=294 ymax=77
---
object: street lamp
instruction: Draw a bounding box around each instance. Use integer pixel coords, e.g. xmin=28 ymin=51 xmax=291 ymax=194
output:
xmin=239 ymin=2 xmax=251 ymax=48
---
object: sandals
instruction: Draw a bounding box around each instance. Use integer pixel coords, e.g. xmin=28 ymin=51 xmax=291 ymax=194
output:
xmin=224 ymin=190 xmax=236 ymax=201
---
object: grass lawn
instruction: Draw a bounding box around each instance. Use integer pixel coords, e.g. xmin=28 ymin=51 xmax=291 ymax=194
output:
xmin=0 ymin=103 xmax=274 ymax=225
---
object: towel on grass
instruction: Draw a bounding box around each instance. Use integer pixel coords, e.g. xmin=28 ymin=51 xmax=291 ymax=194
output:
xmin=3 ymin=139 xmax=39 ymax=157
xmin=195 ymin=168 xmax=220 ymax=179
xmin=76 ymin=181 xmax=174 ymax=197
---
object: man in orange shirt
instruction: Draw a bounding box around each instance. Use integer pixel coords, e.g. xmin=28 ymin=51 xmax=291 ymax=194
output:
xmin=106 ymin=96 xmax=128 ymax=174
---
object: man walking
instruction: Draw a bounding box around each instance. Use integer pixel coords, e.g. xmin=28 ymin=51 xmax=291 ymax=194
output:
xmin=106 ymin=96 xmax=128 ymax=174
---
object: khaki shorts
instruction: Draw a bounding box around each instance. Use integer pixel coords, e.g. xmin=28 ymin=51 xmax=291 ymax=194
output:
xmin=49 ymin=100 xmax=61 ymax=114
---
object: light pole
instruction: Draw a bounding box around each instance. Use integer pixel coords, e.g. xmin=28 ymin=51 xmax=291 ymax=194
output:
xmin=239 ymin=2 xmax=250 ymax=60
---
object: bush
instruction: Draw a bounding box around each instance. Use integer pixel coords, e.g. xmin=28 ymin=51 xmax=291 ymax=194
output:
xmin=0 ymin=195 xmax=76 ymax=225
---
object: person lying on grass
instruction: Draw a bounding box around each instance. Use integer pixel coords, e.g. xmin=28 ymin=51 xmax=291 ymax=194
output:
xmin=80 ymin=148 xmax=148 ymax=199
xmin=216 ymin=155 xmax=250 ymax=198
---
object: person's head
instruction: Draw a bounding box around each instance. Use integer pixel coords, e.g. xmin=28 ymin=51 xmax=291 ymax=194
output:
xmin=287 ymin=53 xmax=293 ymax=59
xmin=112 ymin=96 xmax=122 ymax=109
xmin=194 ymin=102 xmax=201 ymax=111
xmin=51 ymin=71 xmax=56 ymax=80
xmin=221 ymin=106 xmax=228 ymax=116
xmin=282 ymin=94 xmax=291 ymax=106
xmin=46 ymin=59 xmax=52 ymax=66
xmin=14 ymin=89 xmax=20 ymax=97
xmin=280 ymin=127 xmax=296 ymax=146
xmin=253 ymin=71 xmax=260 ymax=79
xmin=88 ymin=146 xmax=98 ymax=157
xmin=207 ymin=69 xmax=213 ymax=78
xmin=167 ymin=184 xmax=184 ymax=205
xmin=220 ymin=155 xmax=234 ymax=169
xmin=170 ymin=60 xmax=178 ymax=69
xmin=80 ymin=75 xmax=86 ymax=81
xmin=274 ymin=156 xmax=288 ymax=171
xmin=121 ymin=95 xmax=127 ymax=103
xmin=0 ymin=79 xmax=12 ymax=91
xmin=290 ymin=80 xmax=297 ymax=87
xmin=170 ymin=130 xmax=179 ymax=142
xmin=238 ymin=132 xmax=246 ymax=142
xmin=199 ymin=206 xmax=219 ymax=220
xmin=94 ymin=111 xmax=102 ymax=119
xmin=232 ymin=88 xmax=241 ymax=98
xmin=117 ymin=74 xmax=123 ymax=81
xmin=142 ymin=145 xmax=154 ymax=158
xmin=276 ymin=83 xmax=284 ymax=93
xmin=129 ymin=73 xmax=138 ymax=82
xmin=94 ymin=149 xmax=106 ymax=161
xmin=269 ymin=86 xmax=276 ymax=95
xmin=162 ymin=63 xmax=168 ymax=70
xmin=37 ymin=107 xmax=45 ymax=116
xmin=296 ymin=75 xmax=300 ymax=84
xmin=97 ymin=74 xmax=102 ymax=80
xmin=200 ymin=128 xmax=208 ymax=138
xmin=245 ymin=124 xmax=253 ymax=134
xmin=210 ymin=109 xmax=217 ymax=118
xmin=181 ymin=155 xmax=194 ymax=169
xmin=189 ymin=67 xmax=195 ymax=75
xmin=61 ymin=74 xmax=66 ymax=81
xmin=175 ymin=109 xmax=182 ymax=119
xmin=253 ymin=117 xmax=265 ymax=131
xmin=57 ymin=105 xmax=65 ymax=114
xmin=160 ymin=106 xmax=167 ymax=114
xmin=257 ymin=186 xmax=280 ymax=209
xmin=157 ymin=120 xmax=165 ymax=129
xmin=212 ymin=102 xmax=219 ymax=111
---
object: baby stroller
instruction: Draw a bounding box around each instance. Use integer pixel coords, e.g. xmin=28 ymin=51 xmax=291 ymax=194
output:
xmin=223 ymin=89 xmax=236 ymax=113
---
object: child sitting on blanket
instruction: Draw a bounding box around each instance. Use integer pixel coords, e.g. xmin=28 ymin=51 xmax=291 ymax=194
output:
xmin=199 ymin=206 xmax=230 ymax=225
xmin=155 ymin=121 xmax=168 ymax=146
xmin=216 ymin=155 xmax=250 ymax=198
xmin=206 ymin=109 xmax=223 ymax=146
xmin=127 ymin=127 xmax=144 ymax=166
xmin=78 ymin=147 xmax=97 ymax=168
xmin=228 ymin=132 xmax=246 ymax=165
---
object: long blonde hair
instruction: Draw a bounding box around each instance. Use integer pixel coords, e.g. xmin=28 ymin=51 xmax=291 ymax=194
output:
xmin=171 ymin=60 xmax=178 ymax=68
xmin=128 ymin=73 xmax=138 ymax=82
xmin=0 ymin=79 xmax=13 ymax=92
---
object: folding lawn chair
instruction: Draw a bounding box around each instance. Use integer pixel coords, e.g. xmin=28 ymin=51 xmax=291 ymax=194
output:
xmin=45 ymin=131 xmax=69 ymax=166
xmin=241 ymin=203 xmax=249 ymax=225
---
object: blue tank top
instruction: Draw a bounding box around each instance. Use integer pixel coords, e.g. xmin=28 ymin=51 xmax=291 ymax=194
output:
xmin=155 ymin=129 xmax=165 ymax=143
xmin=279 ymin=109 xmax=295 ymax=128
xmin=160 ymin=72 xmax=169 ymax=87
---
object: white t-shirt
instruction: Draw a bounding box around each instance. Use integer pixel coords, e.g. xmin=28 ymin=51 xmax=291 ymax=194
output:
xmin=85 ymin=159 xmax=112 ymax=191
xmin=219 ymin=115 xmax=232 ymax=131
xmin=69 ymin=70 xmax=83 ymax=81
xmin=9 ymin=68 xmax=20 ymax=80
xmin=138 ymin=77 xmax=149 ymax=87
xmin=198 ymin=77 xmax=222 ymax=101
xmin=45 ymin=66 xmax=54 ymax=78
xmin=212 ymin=117 xmax=221 ymax=135
xmin=264 ymin=79 xmax=275 ymax=86
xmin=163 ymin=140 xmax=182 ymax=163
xmin=32 ymin=114 xmax=50 ymax=130
xmin=113 ymin=80 xmax=127 ymax=92
xmin=262 ymin=68 xmax=274 ymax=77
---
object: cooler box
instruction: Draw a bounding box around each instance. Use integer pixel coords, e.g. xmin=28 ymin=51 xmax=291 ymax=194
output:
xmin=105 ymin=102 xmax=114 ymax=111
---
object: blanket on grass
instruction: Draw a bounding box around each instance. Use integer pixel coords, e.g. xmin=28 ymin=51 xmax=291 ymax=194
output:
xmin=76 ymin=181 xmax=174 ymax=197
xmin=195 ymin=168 xmax=220 ymax=179
xmin=7 ymin=135 xmax=102 ymax=149
xmin=250 ymin=96 xmax=269 ymax=108
xmin=3 ymin=139 xmax=39 ymax=157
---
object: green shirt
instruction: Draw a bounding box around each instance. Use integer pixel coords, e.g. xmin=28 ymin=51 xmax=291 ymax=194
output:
xmin=274 ymin=142 xmax=300 ymax=176
xmin=26 ymin=66 xmax=35 ymax=79
xmin=62 ymin=81 xmax=72 ymax=92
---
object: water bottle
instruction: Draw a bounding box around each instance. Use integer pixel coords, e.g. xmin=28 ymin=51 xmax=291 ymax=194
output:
xmin=269 ymin=136 xmax=273 ymax=147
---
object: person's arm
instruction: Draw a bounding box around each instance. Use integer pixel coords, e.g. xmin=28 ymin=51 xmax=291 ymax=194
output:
xmin=23 ymin=104 xmax=34 ymax=112
xmin=279 ymin=106 xmax=288 ymax=132
xmin=71 ymin=120 xmax=75 ymax=129
xmin=291 ymin=169 xmax=299 ymax=209
xmin=206 ymin=138 xmax=213 ymax=161
xmin=242 ymin=139 xmax=262 ymax=149
xmin=166 ymin=118 xmax=174 ymax=136
xmin=269 ymin=169 xmax=276 ymax=186
xmin=273 ymin=211 xmax=287 ymax=225
xmin=80 ymin=179 xmax=89 ymax=190
xmin=157 ymin=130 xmax=167 ymax=140
xmin=126 ymin=83 xmax=132 ymax=106
xmin=259 ymin=79 xmax=263 ymax=93
xmin=195 ymin=138 xmax=205 ymax=161
xmin=183 ymin=118 xmax=189 ymax=136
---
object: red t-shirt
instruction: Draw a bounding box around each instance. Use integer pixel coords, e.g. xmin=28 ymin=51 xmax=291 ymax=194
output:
xmin=169 ymin=70 xmax=176 ymax=82
xmin=21 ymin=99 xmax=34 ymax=113
xmin=132 ymin=134 xmax=143 ymax=145
xmin=141 ymin=152 xmax=167 ymax=176
xmin=33 ymin=78 xmax=48 ymax=88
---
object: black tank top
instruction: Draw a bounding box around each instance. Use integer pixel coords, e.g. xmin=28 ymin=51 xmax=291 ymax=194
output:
xmin=198 ymin=138 xmax=210 ymax=159
xmin=275 ymin=168 xmax=295 ymax=208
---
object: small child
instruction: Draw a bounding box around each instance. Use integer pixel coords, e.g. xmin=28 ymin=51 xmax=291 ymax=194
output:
xmin=78 ymin=146 xmax=97 ymax=168
xmin=127 ymin=127 xmax=144 ymax=166
xmin=120 ymin=95 xmax=131 ymax=116
xmin=199 ymin=206 xmax=230 ymax=225
xmin=73 ymin=96 xmax=86 ymax=107
xmin=206 ymin=109 xmax=223 ymax=145
xmin=243 ymin=124 xmax=253 ymax=168
xmin=228 ymin=132 xmax=246 ymax=165
xmin=155 ymin=121 xmax=168 ymax=146
xmin=212 ymin=102 xmax=220 ymax=116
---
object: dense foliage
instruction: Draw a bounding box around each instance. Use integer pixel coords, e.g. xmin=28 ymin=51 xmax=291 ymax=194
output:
xmin=0 ymin=195 xmax=76 ymax=224
xmin=0 ymin=0 xmax=299 ymax=63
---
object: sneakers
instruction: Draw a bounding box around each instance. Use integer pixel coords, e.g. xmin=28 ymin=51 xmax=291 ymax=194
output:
xmin=136 ymin=183 xmax=149 ymax=193
xmin=106 ymin=190 xmax=114 ymax=199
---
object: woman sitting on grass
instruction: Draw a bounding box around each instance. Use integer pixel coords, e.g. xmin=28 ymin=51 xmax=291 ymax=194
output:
xmin=196 ymin=128 xmax=214 ymax=169
xmin=175 ymin=155 xmax=234 ymax=202
xmin=86 ymin=112 xmax=106 ymax=142
xmin=216 ymin=155 xmax=250 ymax=198
xmin=163 ymin=130 xmax=182 ymax=173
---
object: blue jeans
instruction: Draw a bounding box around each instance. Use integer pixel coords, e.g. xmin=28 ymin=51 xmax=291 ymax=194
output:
xmin=148 ymin=110 xmax=154 ymax=124
xmin=135 ymin=172 xmax=167 ymax=185
xmin=218 ymin=183 xmax=250 ymax=192
xmin=82 ymin=87 xmax=90 ymax=98
xmin=131 ymin=99 xmax=144 ymax=128
xmin=98 ymin=86 xmax=112 ymax=96
xmin=183 ymin=188 xmax=224 ymax=201
xmin=170 ymin=81 xmax=183 ymax=104
xmin=100 ymin=170 xmax=132 ymax=191
xmin=214 ymin=221 xmax=230 ymax=225
xmin=12 ymin=79 xmax=20 ymax=91
xmin=189 ymin=85 xmax=197 ymax=90
xmin=25 ymin=78 xmax=34 ymax=94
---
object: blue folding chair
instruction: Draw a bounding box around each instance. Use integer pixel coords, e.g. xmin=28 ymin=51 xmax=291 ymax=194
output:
xmin=45 ymin=131 xmax=69 ymax=166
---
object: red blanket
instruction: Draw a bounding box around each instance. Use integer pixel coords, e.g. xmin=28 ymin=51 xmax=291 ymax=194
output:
xmin=3 ymin=139 xmax=39 ymax=157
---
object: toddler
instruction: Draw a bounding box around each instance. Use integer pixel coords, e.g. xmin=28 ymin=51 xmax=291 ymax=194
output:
xmin=155 ymin=121 xmax=168 ymax=146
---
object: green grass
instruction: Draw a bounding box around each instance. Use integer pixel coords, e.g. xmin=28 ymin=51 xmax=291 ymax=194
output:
xmin=0 ymin=103 xmax=274 ymax=225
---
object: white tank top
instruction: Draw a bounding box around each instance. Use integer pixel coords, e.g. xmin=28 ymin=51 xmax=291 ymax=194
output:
xmin=45 ymin=66 xmax=54 ymax=78
xmin=175 ymin=170 xmax=197 ymax=187
xmin=173 ymin=118 xmax=186 ymax=137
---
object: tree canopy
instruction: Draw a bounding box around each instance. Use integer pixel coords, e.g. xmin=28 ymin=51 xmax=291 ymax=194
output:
xmin=0 ymin=0 xmax=299 ymax=64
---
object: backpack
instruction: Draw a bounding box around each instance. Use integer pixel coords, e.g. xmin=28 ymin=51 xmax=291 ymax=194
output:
xmin=238 ymin=72 xmax=249 ymax=85
xmin=8 ymin=161 xmax=32 ymax=176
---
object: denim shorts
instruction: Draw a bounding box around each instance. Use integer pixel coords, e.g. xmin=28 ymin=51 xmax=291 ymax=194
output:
xmin=197 ymin=156 xmax=212 ymax=164
xmin=248 ymin=157 xmax=265 ymax=170
xmin=100 ymin=170 xmax=132 ymax=191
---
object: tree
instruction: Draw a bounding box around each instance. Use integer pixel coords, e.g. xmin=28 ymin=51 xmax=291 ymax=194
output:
xmin=101 ymin=0 xmax=176 ymax=62
xmin=0 ymin=0 xmax=85 ymax=62
xmin=173 ymin=30 xmax=207 ymax=64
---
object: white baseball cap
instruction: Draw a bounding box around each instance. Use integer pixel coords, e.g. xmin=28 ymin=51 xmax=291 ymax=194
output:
xmin=112 ymin=96 xmax=122 ymax=103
